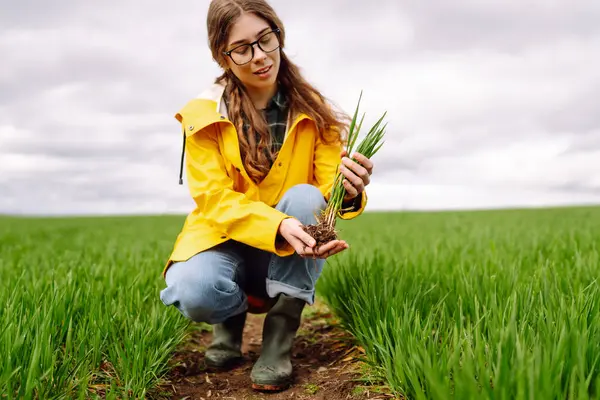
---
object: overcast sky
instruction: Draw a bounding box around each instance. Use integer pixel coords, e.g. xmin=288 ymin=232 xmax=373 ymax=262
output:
xmin=1 ymin=0 xmax=599 ymax=215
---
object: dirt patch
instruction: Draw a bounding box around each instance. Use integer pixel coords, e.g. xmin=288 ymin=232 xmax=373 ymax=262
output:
xmin=156 ymin=300 xmax=396 ymax=399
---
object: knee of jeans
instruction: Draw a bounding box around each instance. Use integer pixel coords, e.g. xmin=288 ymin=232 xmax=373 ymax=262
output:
xmin=165 ymin=271 xmax=241 ymax=324
xmin=279 ymin=184 xmax=327 ymax=225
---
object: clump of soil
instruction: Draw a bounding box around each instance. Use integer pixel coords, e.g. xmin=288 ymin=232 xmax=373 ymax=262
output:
xmin=303 ymin=221 xmax=337 ymax=247
xmin=154 ymin=300 xmax=396 ymax=400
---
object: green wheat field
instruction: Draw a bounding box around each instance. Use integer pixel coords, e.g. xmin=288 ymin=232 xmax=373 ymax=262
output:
xmin=1 ymin=205 xmax=599 ymax=399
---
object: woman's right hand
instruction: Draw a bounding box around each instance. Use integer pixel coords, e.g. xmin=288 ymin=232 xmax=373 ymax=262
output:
xmin=278 ymin=218 xmax=348 ymax=259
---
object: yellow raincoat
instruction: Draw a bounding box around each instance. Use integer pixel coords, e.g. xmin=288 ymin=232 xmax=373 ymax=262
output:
xmin=163 ymin=83 xmax=367 ymax=276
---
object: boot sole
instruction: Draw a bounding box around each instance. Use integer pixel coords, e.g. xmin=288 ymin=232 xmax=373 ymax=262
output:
xmin=251 ymin=381 xmax=291 ymax=392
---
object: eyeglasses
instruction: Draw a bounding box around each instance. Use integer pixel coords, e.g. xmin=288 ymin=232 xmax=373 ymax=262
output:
xmin=224 ymin=29 xmax=281 ymax=66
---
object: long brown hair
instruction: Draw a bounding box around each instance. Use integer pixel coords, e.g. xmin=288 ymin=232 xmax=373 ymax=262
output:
xmin=207 ymin=0 xmax=349 ymax=184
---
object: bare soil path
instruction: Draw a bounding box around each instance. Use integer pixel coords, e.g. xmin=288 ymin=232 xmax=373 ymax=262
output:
xmin=157 ymin=300 xmax=396 ymax=399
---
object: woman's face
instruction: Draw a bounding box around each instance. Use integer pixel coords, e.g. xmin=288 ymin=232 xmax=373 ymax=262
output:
xmin=224 ymin=13 xmax=281 ymax=94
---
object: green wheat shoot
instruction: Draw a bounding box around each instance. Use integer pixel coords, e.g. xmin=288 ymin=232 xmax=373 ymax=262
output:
xmin=304 ymin=91 xmax=388 ymax=244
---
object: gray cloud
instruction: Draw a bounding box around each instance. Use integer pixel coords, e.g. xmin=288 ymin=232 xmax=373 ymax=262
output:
xmin=0 ymin=0 xmax=80 ymax=29
xmin=541 ymin=86 xmax=600 ymax=134
xmin=565 ymin=131 xmax=600 ymax=154
xmin=550 ymin=181 xmax=600 ymax=196
xmin=1 ymin=0 xmax=600 ymax=215
xmin=402 ymin=1 xmax=600 ymax=52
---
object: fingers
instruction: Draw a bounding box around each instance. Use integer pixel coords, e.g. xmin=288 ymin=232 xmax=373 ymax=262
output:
xmin=286 ymin=235 xmax=311 ymax=256
xmin=340 ymin=164 xmax=366 ymax=193
xmin=281 ymin=218 xmax=349 ymax=259
xmin=296 ymin=229 xmax=317 ymax=249
xmin=294 ymin=228 xmax=319 ymax=256
xmin=314 ymin=240 xmax=349 ymax=259
xmin=287 ymin=219 xmax=317 ymax=248
xmin=341 ymin=157 xmax=370 ymax=186
xmin=322 ymin=241 xmax=348 ymax=258
xmin=351 ymin=152 xmax=374 ymax=175
xmin=295 ymin=239 xmax=349 ymax=259
xmin=343 ymin=179 xmax=359 ymax=199
xmin=280 ymin=218 xmax=318 ymax=256
xmin=340 ymin=151 xmax=374 ymax=175
xmin=315 ymin=240 xmax=338 ymax=255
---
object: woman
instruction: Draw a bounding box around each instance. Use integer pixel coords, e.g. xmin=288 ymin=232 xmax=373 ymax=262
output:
xmin=160 ymin=0 xmax=375 ymax=392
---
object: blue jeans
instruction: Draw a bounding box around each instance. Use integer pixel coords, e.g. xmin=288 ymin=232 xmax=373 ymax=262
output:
xmin=160 ymin=184 xmax=327 ymax=324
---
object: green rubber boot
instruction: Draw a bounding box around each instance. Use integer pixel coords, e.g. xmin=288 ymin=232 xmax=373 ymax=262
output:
xmin=205 ymin=311 xmax=247 ymax=369
xmin=250 ymin=294 xmax=306 ymax=391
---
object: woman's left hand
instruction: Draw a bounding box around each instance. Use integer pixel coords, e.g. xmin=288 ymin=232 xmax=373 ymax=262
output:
xmin=339 ymin=150 xmax=374 ymax=202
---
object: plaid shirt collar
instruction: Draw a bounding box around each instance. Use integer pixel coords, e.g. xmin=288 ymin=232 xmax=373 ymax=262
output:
xmin=222 ymin=87 xmax=288 ymax=124
xmin=263 ymin=88 xmax=288 ymax=112
xmin=222 ymin=87 xmax=287 ymax=112
xmin=223 ymin=86 xmax=289 ymax=165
